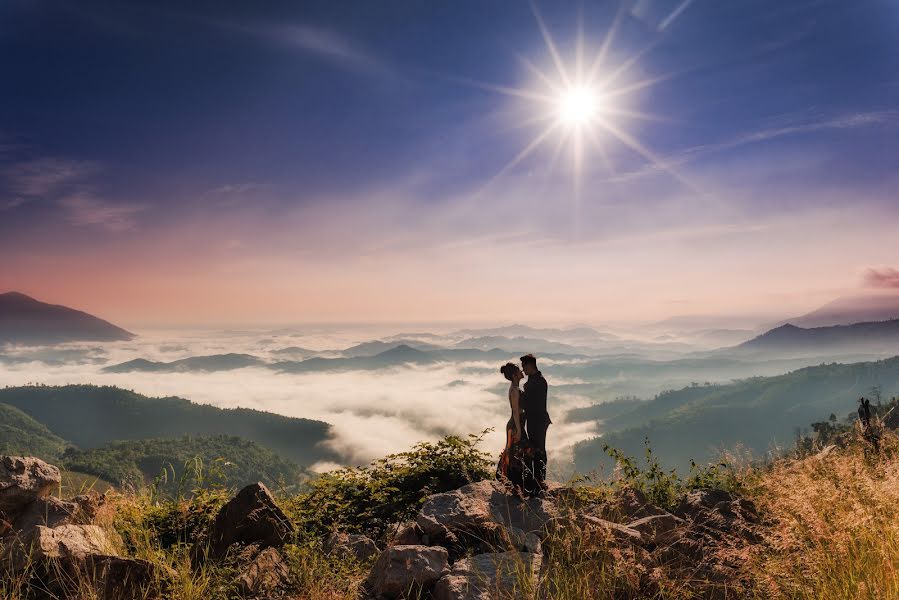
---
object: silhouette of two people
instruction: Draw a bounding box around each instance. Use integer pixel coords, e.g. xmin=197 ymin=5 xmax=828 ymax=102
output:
xmin=498 ymin=354 xmax=552 ymax=495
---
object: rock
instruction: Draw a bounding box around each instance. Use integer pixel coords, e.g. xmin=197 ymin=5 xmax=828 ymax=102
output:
xmin=591 ymin=487 xmax=668 ymax=522
xmin=205 ymin=482 xmax=294 ymax=560
xmin=417 ymin=480 xmax=558 ymax=542
xmin=626 ymin=513 xmax=684 ymax=547
xmin=71 ymin=492 xmax=115 ymax=526
xmin=507 ymin=527 xmax=542 ymax=554
xmin=814 ymin=444 xmax=837 ymax=460
xmin=433 ymin=551 xmax=541 ymax=600
xmin=82 ymin=554 xmax=160 ymax=600
xmin=237 ymin=546 xmax=291 ymax=597
xmin=674 ymin=489 xmax=735 ymax=519
xmin=577 ymin=515 xmax=644 ymax=546
xmin=389 ymin=521 xmax=422 ymax=546
xmin=11 ymin=496 xmax=80 ymax=532
xmin=0 ymin=456 xmax=61 ymax=514
xmin=325 ymin=531 xmax=380 ymax=562
xmin=5 ymin=524 xmax=120 ymax=571
xmin=367 ymin=545 xmax=449 ymax=598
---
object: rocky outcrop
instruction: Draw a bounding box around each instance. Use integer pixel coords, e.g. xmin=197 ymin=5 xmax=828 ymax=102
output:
xmin=366 ymin=545 xmax=449 ymax=598
xmin=363 ymin=481 xmax=762 ymax=599
xmin=417 ymin=480 xmax=558 ymax=545
xmin=204 ymin=482 xmax=294 ymax=560
xmin=0 ymin=456 xmax=159 ymax=599
xmin=433 ymin=551 xmax=541 ymax=600
xmin=0 ymin=455 xmax=60 ymax=514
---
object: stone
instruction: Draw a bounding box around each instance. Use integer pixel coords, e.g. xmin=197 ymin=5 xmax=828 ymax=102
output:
xmin=389 ymin=521 xmax=422 ymax=546
xmin=367 ymin=545 xmax=449 ymax=598
xmin=237 ymin=546 xmax=291 ymax=597
xmin=82 ymin=554 xmax=160 ymax=600
xmin=626 ymin=513 xmax=684 ymax=547
xmin=205 ymin=482 xmax=294 ymax=560
xmin=0 ymin=456 xmax=61 ymax=514
xmin=5 ymin=524 xmax=120 ymax=571
xmin=417 ymin=480 xmax=558 ymax=541
xmin=325 ymin=531 xmax=380 ymax=562
xmin=433 ymin=551 xmax=541 ymax=600
xmin=506 ymin=527 xmax=542 ymax=555
xmin=577 ymin=514 xmax=644 ymax=546
xmin=12 ymin=496 xmax=80 ymax=532
xmin=592 ymin=487 xmax=668 ymax=522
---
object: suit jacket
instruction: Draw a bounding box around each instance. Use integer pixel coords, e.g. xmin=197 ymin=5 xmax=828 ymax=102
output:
xmin=522 ymin=371 xmax=552 ymax=425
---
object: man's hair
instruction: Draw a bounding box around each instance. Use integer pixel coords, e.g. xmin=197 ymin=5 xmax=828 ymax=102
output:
xmin=500 ymin=362 xmax=519 ymax=381
xmin=520 ymin=354 xmax=537 ymax=368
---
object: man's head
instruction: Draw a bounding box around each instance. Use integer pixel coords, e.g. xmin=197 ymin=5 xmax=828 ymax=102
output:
xmin=520 ymin=354 xmax=538 ymax=376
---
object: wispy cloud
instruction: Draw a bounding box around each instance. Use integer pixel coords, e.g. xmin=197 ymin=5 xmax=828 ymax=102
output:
xmin=3 ymin=157 xmax=99 ymax=197
xmin=864 ymin=267 xmax=899 ymax=289
xmin=601 ymin=110 xmax=899 ymax=184
xmin=206 ymin=19 xmax=399 ymax=80
xmin=58 ymin=193 xmax=145 ymax=232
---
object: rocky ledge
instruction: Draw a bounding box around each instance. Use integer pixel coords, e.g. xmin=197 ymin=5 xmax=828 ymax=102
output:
xmin=0 ymin=456 xmax=760 ymax=599
xmin=355 ymin=479 xmax=760 ymax=599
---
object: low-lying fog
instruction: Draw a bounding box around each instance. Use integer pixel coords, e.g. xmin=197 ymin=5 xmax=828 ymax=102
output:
xmin=1 ymin=324 xmax=885 ymax=475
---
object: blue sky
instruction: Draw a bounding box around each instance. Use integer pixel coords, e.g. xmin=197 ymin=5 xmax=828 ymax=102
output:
xmin=1 ymin=0 xmax=898 ymax=325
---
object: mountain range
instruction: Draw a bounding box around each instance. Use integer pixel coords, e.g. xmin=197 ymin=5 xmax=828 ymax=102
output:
xmin=733 ymin=319 xmax=899 ymax=356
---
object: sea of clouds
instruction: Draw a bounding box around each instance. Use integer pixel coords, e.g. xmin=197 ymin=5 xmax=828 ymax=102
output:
xmin=0 ymin=327 xmax=605 ymax=475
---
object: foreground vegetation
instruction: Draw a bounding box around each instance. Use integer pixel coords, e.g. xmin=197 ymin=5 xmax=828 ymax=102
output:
xmin=3 ymin=406 xmax=897 ymax=598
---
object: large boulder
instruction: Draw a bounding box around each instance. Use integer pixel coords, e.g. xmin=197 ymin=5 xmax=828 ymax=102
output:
xmin=0 ymin=456 xmax=61 ymax=514
xmin=366 ymin=545 xmax=449 ymax=598
xmin=7 ymin=524 xmax=120 ymax=567
xmin=417 ymin=480 xmax=558 ymax=542
xmin=325 ymin=531 xmax=380 ymax=562
xmin=433 ymin=551 xmax=541 ymax=600
xmin=204 ymin=482 xmax=294 ymax=560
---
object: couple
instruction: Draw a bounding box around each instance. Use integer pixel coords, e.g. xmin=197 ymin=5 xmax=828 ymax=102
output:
xmin=497 ymin=354 xmax=552 ymax=493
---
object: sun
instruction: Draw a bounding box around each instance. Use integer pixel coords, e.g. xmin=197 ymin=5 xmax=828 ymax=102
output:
xmin=454 ymin=2 xmax=688 ymax=194
xmin=557 ymin=85 xmax=602 ymax=127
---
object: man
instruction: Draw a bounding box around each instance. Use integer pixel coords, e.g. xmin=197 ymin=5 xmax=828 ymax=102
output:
xmin=520 ymin=353 xmax=551 ymax=487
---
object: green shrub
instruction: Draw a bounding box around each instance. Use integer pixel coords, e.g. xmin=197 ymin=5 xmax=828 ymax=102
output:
xmin=287 ymin=430 xmax=494 ymax=540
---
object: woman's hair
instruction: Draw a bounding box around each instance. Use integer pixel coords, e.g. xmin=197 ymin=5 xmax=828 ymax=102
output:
xmin=500 ymin=362 xmax=519 ymax=381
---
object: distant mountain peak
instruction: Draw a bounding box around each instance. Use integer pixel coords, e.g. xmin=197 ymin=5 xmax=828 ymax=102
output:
xmin=0 ymin=292 xmax=133 ymax=345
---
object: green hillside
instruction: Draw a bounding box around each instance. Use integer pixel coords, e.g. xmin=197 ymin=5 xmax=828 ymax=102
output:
xmin=62 ymin=435 xmax=305 ymax=494
xmin=0 ymin=402 xmax=68 ymax=459
xmin=0 ymin=384 xmax=337 ymax=467
xmin=573 ymin=356 xmax=899 ymax=472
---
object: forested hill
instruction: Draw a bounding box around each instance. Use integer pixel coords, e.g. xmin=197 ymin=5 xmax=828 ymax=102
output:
xmin=572 ymin=356 xmax=899 ymax=472
xmin=0 ymin=384 xmax=337 ymax=466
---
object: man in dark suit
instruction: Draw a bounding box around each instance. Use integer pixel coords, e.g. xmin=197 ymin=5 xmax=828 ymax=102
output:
xmin=520 ymin=353 xmax=551 ymax=487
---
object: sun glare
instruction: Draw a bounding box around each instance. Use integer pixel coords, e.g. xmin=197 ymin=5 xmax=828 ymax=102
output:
xmin=457 ymin=2 xmax=691 ymax=197
xmin=558 ymin=86 xmax=601 ymax=127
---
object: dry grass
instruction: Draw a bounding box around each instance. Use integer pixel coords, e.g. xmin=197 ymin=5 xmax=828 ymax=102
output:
xmin=747 ymin=430 xmax=899 ymax=599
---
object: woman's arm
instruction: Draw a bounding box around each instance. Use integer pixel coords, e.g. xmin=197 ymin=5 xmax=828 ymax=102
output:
xmin=510 ymin=386 xmax=522 ymax=440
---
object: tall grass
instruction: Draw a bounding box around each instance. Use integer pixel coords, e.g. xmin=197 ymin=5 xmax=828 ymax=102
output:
xmin=749 ymin=430 xmax=899 ymax=599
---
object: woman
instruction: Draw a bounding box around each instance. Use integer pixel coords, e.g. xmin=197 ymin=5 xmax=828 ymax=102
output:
xmin=497 ymin=362 xmax=526 ymax=482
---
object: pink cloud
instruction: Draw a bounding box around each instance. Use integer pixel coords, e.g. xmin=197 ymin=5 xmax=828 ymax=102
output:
xmin=863 ymin=267 xmax=899 ymax=289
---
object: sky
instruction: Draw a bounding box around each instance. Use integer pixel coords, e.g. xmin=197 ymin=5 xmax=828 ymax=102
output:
xmin=2 ymin=0 xmax=898 ymax=327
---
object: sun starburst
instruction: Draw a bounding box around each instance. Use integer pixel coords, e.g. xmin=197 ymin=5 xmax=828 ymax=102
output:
xmin=460 ymin=2 xmax=691 ymax=196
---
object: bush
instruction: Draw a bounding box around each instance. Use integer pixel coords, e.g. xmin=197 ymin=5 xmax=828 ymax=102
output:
xmin=603 ymin=437 xmax=745 ymax=511
xmin=287 ymin=430 xmax=494 ymax=540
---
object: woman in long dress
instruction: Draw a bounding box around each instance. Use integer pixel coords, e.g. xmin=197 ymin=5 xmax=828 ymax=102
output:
xmin=497 ymin=362 xmax=526 ymax=482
